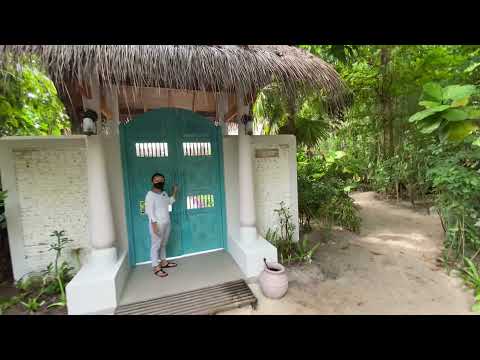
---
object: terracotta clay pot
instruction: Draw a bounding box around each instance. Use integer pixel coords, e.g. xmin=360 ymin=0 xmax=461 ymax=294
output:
xmin=258 ymin=261 xmax=288 ymax=299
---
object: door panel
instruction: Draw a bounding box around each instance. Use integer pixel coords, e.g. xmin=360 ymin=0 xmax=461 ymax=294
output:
xmin=126 ymin=137 xmax=183 ymax=262
xmin=121 ymin=108 xmax=225 ymax=265
xmin=185 ymin=210 xmax=222 ymax=252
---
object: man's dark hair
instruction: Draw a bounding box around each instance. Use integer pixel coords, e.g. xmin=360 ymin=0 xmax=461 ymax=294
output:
xmin=151 ymin=173 xmax=165 ymax=182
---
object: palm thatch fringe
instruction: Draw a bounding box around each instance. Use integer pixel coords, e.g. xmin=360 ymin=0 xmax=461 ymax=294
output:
xmin=0 ymin=45 xmax=348 ymax=111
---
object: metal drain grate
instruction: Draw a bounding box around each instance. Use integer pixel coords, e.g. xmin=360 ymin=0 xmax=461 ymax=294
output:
xmin=115 ymin=279 xmax=257 ymax=315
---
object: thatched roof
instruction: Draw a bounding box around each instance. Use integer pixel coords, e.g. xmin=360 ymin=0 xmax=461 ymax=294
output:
xmin=1 ymin=45 xmax=347 ymax=105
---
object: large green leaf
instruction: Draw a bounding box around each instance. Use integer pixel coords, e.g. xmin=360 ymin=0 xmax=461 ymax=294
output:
xmin=334 ymin=150 xmax=346 ymax=159
xmin=442 ymin=85 xmax=477 ymax=101
xmin=441 ymin=109 xmax=469 ymax=122
xmin=418 ymin=117 xmax=443 ymax=134
xmin=423 ymin=82 xmax=443 ymax=102
xmin=451 ymin=97 xmax=470 ymax=107
xmin=441 ymin=121 xmax=479 ymax=142
xmin=419 ymin=100 xmax=441 ymax=108
xmin=473 ymin=137 xmax=480 ymax=147
xmin=408 ymin=105 xmax=450 ymax=123
xmin=465 ymin=62 xmax=480 ymax=73
xmin=467 ymin=107 xmax=480 ymax=119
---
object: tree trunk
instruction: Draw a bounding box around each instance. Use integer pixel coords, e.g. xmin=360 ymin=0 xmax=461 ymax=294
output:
xmin=387 ymin=104 xmax=394 ymax=158
xmin=63 ymin=99 xmax=82 ymax=135
xmin=379 ymin=46 xmax=394 ymax=159
xmin=285 ymin=97 xmax=297 ymax=135
xmin=306 ymin=147 xmax=314 ymax=158
xmin=58 ymin=82 xmax=83 ymax=135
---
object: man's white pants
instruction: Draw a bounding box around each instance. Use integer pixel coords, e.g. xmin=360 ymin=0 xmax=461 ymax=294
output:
xmin=149 ymin=222 xmax=171 ymax=267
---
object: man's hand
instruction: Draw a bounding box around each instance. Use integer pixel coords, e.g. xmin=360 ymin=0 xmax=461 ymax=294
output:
xmin=172 ymin=184 xmax=179 ymax=195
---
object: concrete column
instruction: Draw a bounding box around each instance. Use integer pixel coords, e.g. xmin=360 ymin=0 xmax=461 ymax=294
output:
xmin=86 ymin=136 xmax=117 ymax=266
xmin=237 ymin=99 xmax=257 ymax=244
xmin=66 ymin=80 xmax=125 ymax=315
xmin=83 ymin=75 xmax=117 ymax=267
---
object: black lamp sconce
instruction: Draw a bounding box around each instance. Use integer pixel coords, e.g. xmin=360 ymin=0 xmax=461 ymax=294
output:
xmin=82 ymin=109 xmax=98 ymax=135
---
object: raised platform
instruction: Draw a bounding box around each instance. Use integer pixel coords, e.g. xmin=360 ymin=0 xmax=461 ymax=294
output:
xmin=118 ymin=250 xmax=245 ymax=307
xmin=115 ymin=279 xmax=256 ymax=315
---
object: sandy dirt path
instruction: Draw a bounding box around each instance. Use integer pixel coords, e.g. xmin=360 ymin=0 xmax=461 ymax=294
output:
xmin=220 ymin=192 xmax=475 ymax=315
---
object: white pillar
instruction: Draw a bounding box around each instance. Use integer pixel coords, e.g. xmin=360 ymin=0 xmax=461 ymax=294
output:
xmin=86 ymin=136 xmax=117 ymax=266
xmin=83 ymin=74 xmax=117 ymax=267
xmin=66 ymin=80 xmax=123 ymax=315
xmin=223 ymin=94 xmax=278 ymax=279
xmin=237 ymin=99 xmax=257 ymax=244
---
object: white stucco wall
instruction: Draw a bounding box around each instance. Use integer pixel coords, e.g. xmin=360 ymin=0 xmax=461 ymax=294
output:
xmin=252 ymin=136 xmax=299 ymax=241
xmin=2 ymin=133 xmax=298 ymax=280
xmin=223 ymin=135 xmax=299 ymax=248
xmin=0 ymin=137 xmax=91 ymax=279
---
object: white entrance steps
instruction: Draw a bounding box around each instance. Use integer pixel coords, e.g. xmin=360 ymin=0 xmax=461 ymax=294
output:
xmin=115 ymin=279 xmax=257 ymax=315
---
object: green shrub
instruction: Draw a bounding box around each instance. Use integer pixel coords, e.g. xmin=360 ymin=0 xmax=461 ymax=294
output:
xmin=297 ymin=149 xmax=361 ymax=233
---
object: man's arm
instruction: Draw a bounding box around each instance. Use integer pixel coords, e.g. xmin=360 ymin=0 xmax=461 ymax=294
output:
xmin=169 ymin=185 xmax=178 ymax=204
xmin=145 ymin=193 xmax=159 ymax=234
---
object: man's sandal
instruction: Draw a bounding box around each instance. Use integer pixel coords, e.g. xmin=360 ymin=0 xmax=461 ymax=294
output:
xmin=153 ymin=267 xmax=168 ymax=278
xmin=161 ymin=261 xmax=177 ymax=268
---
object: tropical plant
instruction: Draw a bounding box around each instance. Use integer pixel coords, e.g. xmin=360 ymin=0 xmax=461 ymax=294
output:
xmin=20 ymin=295 xmax=45 ymax=314
xmin=294 ymin=235 xmax=321 ymax=264
xmin=41 ymin=261 xmax=74 ymax=298
xmin=300 ymin=45 xmax=360 ymax=64
xmin=45 ymin=230 xmax=74 ymax=308
xmin=461 ymin=257 xmax=480 ymax=313
xmin=0 ymin=55 xmax=69 ymax=136
xmin=0 ymin=295 xmax=22 ymax=315
xmin=462 ymin=257 xmax=480 ymax=290
xmin=253 ymin=84 xmax=335 ymax=148
xmin=408 ymin=82 xmax=480 ymax=143
xmin=265 ymin=202 xmax=321 ymax=265
xmin=297 ymin=148 xmax=361 ymax=233
xmin=15 ymin=275 xmax=43 ymax=295
xmin=265 ymin=228 xmax=294 ymax=265
xmin=10 ymin=231 xmax=75 ymax=314
xmin=427 ymin=148 xmax=480 ymax=260
xmin=274 ymin=201 xmax=295 ymax=242
xmin=405 ymin=78 xmax=480 ymax=311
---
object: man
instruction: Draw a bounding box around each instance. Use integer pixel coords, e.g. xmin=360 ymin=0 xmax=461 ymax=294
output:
xmin=145 ymin=173 xmax=178 ymax=278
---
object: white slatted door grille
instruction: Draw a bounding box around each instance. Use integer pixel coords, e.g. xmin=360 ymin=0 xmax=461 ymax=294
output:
xmin=186 ymin=194 xmax=215 ymax=209
xmin=183 ymin=142 xmax=212 ymax=157
xmin=135 ymin=142 xmax=169 ymax=157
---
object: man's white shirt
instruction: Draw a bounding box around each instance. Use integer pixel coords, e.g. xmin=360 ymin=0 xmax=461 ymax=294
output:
xmin=145 ymin=190 xmax=175 ymax=224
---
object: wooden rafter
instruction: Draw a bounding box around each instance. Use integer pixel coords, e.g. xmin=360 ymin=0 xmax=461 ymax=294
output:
xmin=224 ymin=106 xmax=238 ymax=122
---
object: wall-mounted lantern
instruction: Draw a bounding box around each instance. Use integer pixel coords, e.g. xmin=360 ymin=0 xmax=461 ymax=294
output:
xmin=241 ymin=114 xmax=253 ymax=135
xmin=82 ymin=109 xmax=98 ymax=136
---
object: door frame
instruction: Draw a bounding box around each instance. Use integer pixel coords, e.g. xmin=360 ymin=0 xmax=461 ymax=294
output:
xmin=119 ymin=108 xmax=228 ymax=267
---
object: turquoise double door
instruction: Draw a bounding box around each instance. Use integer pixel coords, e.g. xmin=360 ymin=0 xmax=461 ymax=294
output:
xmin=120 ymin=108 xmax=227 ymax=265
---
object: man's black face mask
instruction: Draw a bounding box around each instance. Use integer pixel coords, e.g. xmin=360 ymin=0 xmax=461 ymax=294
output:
xmin=153 ymin=182 xmax=164 ymax=190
